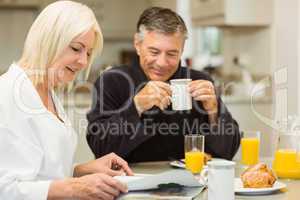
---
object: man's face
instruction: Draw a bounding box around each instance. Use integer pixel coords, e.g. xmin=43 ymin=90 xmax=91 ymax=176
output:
xmin=134 ymin=31 xmax=185 ymax=81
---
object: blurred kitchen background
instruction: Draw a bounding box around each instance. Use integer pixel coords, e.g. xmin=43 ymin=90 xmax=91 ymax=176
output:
xmin=0 ymin=0 xmax=298 ymax=163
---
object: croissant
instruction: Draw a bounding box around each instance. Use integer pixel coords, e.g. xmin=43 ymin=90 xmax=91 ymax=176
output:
xmin=204 ymin=153 xmax=212 ymax=165
xmin=241 ymin=163 xmax=276 ymax=188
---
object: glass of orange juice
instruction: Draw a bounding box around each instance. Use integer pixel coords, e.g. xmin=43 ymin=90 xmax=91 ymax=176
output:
xmin=184 ymin=135 xmax=205 ymax=174
xmin=272 ymin=133 xmax=300 ymax=178
xmin=241 ymin=131 xmax=260 ymax=166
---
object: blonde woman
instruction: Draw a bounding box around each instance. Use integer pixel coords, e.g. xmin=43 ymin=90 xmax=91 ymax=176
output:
xmin=0 ymin=1 xmax=133 ymax=200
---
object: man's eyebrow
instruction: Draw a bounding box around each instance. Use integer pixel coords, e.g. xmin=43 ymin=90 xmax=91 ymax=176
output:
xmin=148 ymin=47 xmax=160 ymax=51
xmin=148 ymin=47 xmax=179 ymax=54
xmin=167 ymin=50 xmax=179 ymax=53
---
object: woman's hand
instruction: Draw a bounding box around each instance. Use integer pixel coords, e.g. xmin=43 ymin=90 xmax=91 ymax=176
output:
xmin=48 ymin=173 xmax=128 ymax=200
xmin=74 ymin=153 xmax=133 ymax=177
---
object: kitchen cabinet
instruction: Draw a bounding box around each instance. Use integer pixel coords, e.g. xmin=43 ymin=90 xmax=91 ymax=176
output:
xmin=0 ymin=9 xmax=36 ymax=73
xmin=39 ymin=0 xmax=150 ymax=40
xmin=191 ymin=0 xmax=273 ymax=26
xmin=86 ymin=0 xmax=149 ymax=40
xmin=0 ymin=0 xmax=39 ymax=8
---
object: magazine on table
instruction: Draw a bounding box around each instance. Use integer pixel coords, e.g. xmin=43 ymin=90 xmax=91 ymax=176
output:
xmin=118 ymin=186 xmax=204 ymax=200
xmin=115 ymin=169 xmax=205 ymax=200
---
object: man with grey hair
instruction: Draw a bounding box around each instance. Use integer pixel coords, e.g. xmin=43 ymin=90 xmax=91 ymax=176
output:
xmin=87 ymin=7 xmax=241 ymax=163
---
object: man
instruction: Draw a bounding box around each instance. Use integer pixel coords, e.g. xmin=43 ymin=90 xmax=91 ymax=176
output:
xmin=87 ymin=7 xmax=241 ymax=163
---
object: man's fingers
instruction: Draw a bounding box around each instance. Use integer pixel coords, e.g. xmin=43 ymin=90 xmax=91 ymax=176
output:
xmin=154 ymin=98 xmax=165 ymax=110
xmin=188 ymin=79 xmax=209 ymax=86
xmin=194 ymin=95 xmax=215 ymax=101
xmin=191 ymin=89 xmax=214 ymax=97
xmin=154 ymin=87 xmax=169 ymax=99
xmin=155 ymin=95 xmax=170 ymax=110
xmin=153 ymin=81 xmax=172 ymax=96
xmin=157 ymin=90 xmax=171 ymax=107
xmin=189 ymin=83 xmax=213 ymax=93
xmin=162 ymin=95 xmax=171 ymax=106
xmin=149 ymin=85 xmax=171 ymax=98
xmin=189 ymin=81 xmax=214 ymax=93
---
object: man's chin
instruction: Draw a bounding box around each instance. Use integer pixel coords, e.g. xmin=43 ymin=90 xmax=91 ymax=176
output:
xmin=149 ymin=74 xmax=168 ymax=82
xmin=147 ymin=71 xmax=170 ymax=81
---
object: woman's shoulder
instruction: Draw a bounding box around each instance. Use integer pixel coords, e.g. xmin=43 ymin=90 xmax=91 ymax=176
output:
xmin=0 ymin=66 xmax=16 ymax=104
xmin=0 ymin=63 xmax=23 ymax=87
xmin=0 ymin=63 xmax=43 ymax=115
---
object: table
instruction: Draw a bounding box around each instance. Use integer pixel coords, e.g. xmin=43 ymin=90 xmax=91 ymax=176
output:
xmin=120 ymin=161 xmax=300 ymax=200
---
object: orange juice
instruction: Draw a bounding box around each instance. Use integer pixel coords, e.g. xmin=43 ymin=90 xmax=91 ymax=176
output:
xmin=273 ymin=149 xmax=300 ymax=179
xmin=185 ymin=151 xmax=204 ymax=173
xmin=241 ymin=138 xmax=260 ymax=165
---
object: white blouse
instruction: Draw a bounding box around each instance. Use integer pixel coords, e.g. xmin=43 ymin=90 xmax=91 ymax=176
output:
xmin=0 ymin=63 xmax=78 ymax=200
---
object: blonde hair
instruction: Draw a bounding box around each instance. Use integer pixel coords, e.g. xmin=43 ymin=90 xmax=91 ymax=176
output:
xmin=18 ymin=0 xmax=103 ymax=85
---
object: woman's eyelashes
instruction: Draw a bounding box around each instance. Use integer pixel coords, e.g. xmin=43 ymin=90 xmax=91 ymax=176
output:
xmin=71 ymin=46 xmax=81 ymax=53
xmin=71 ymin=46 xmax=91 ymax=57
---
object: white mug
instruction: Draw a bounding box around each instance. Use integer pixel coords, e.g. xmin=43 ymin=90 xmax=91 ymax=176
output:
xmin=170 ymin=79 xmax=192 ymax=110
xmin=201 ymin=160 xmax=235 ymax=200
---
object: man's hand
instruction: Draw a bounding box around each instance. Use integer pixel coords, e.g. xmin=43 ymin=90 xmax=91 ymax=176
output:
xmin=134 ymin=81 xmax=172 ymax=115
xmin=74 ymin=153 xmax=134 ymax=177
xmin=188 ymin=80 xmax=218 ymax=123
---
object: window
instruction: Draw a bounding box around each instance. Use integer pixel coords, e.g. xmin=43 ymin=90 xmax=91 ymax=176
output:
xmin=195 ymin=27 xmax=222 ymax=55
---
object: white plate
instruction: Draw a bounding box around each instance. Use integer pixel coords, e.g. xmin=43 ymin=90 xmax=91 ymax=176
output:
xmin=235 ymin=178 xmax=287 ymax=195
xmin=169 ymin=159 xmax=186 ymax=168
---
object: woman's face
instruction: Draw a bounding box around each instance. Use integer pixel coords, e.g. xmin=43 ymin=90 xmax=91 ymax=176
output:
xmin=48 ymin=29 xmax=95 ymax=86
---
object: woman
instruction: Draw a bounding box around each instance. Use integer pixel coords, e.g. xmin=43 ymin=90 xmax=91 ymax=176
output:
xmin=0 ymin=1 xmax=133 ymax=200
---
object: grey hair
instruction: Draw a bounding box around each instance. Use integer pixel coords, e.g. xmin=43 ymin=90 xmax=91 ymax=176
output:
xmin=136 ymin=7 xmax=188 ymax=42
xmin=135 ymin=25 xmax=148 ymax=41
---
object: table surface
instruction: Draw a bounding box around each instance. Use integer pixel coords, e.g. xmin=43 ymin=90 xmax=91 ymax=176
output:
xmin=120 ymin=161 xmax=300 ymax=200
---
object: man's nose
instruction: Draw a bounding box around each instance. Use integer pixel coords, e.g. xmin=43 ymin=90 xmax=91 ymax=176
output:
xmin=156 ymin=54 xmax=168 ymax=67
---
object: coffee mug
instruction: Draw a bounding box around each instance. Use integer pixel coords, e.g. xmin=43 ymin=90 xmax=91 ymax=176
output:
xmin=170 ymin=79 xmax=192 ymax=110
xmin=200 ymin=160 xmax=235 ymax=200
